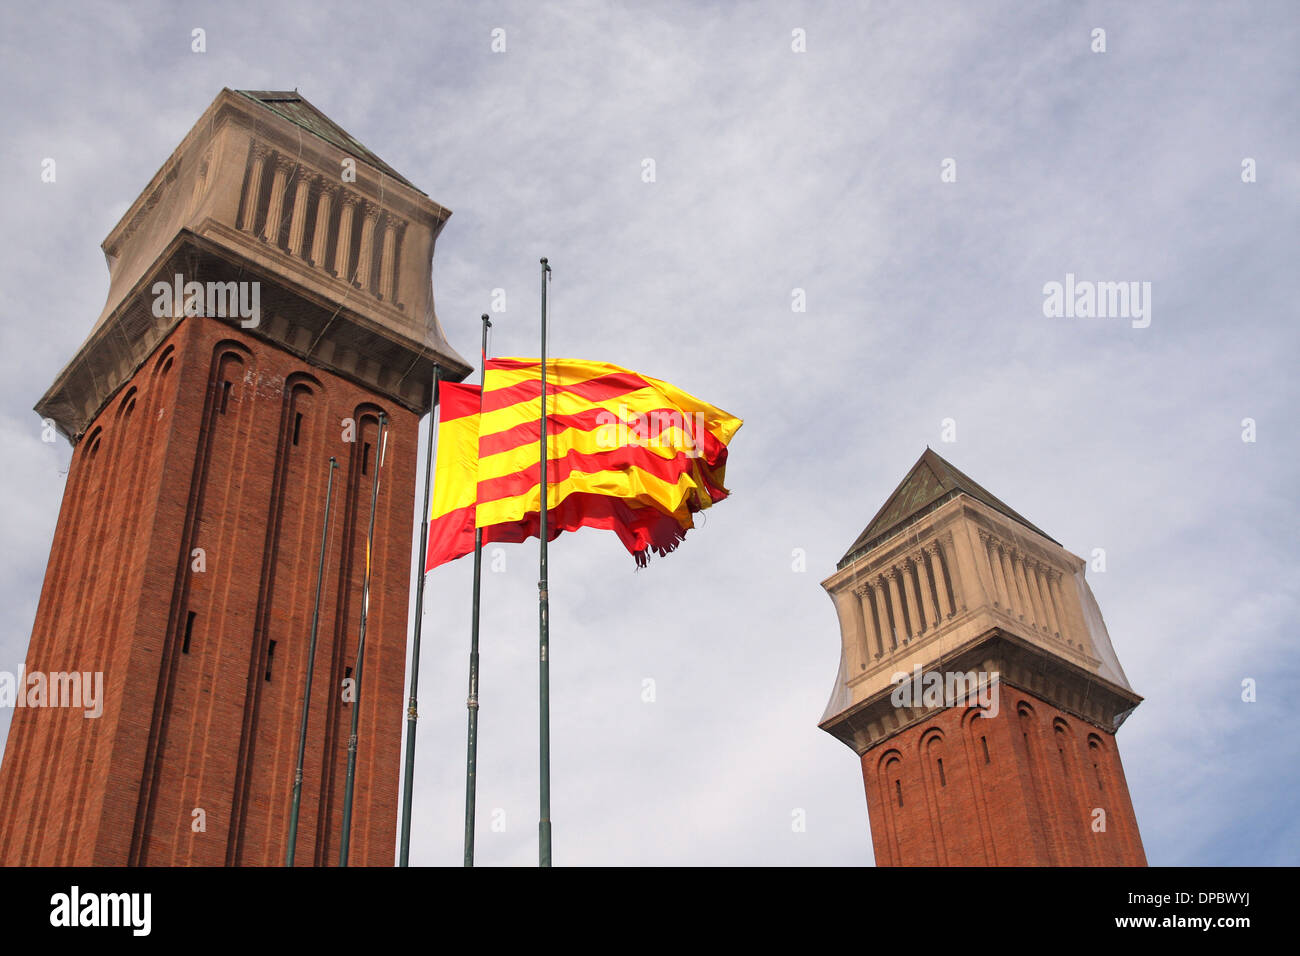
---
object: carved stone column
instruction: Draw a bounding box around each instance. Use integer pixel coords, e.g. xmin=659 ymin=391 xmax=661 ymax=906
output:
xmin=309 ymin=180 xmax=335 ymax=268
xmin=1017 ymin=554 xmax=1042 ymax=627
xmin=912 ymin=553 xmax=937 ymax=634
xmin=857 ymin=586 xmax=881 ymax=663
xmin=998 ymin=545 xmax=1022 ymax=619
xmin=1046 ymin=570 xmax=1074 ymax=645
xmin=355 ymin=202 xmax=379 ymax=291
xmin=261 ymin=155 xmax=293 ymax=245
xmin=333 ymin=193 xmax=358 ymax=279
xmin=287 ymin=172 xmax=312 ymax=257
xmin=1012 ymin=551 xmax=1039 ymax=627
xmin=925 ymin=544 xmax=951 ymax=621
xmin=378 ymin=216 xmax=403 ymax=301
xmin=1019 ymin=556 xmax=1050 ymax=632
xmin=843 ymin=587 xmax=867 ymax=672
xmin=1033 ymin=563 xmax=1062 ymax=638
xmin=872 ymin=577 xmax=893 ymax=654
xmin=982 ymin=532 xmax=1009 ymax=608
xmin=899 ymin=565 xmax=921 ymax=640
xmin=885 ymin=571 xmax=905 ymax=650
xmin=239 ymin=143 xmax=267 ymax=233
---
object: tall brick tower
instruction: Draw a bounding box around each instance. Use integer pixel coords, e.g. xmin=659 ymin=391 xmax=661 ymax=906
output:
xmin=820 ymin=449 xmax=1146 ymax=865
xmin=0 ymin=89 xmax=469 ymax=866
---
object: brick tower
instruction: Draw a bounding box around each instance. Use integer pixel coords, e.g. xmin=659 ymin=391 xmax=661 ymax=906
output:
xmin=820 ymin=449 xmax=1146 ymax=865
xmin=0 ymin=89 xmax=469 ymax=865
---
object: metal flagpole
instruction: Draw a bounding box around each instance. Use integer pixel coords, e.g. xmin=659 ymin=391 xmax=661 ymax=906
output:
xmin=464 ymin=313 xmax=491 ymax=867
xmin=399 ymin=365 xmax=442 ymax=867
xmin=286 ymin=456 xmax=337 ymax=867
xmin=339 ymin=412 xmax=388 ymax=867
xmin=538 ymin=258 xmax=553 ymax=867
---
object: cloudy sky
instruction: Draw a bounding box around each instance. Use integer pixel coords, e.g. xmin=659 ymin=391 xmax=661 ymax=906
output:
xmin=1 ymin=1 xmax=1296 ymax=866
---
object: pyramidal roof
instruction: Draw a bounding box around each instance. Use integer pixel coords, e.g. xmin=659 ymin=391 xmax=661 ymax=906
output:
xmin=236 ymin=89 xmax=423 ymax=194
xmin=838 ymin=448 xmax=1057 ymax=568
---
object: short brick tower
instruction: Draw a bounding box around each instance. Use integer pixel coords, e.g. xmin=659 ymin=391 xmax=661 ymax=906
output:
xmin=820 ymin=449 xmax=1146 ymax=865
xmin=0 ymin=89 xmax=469 ymax=865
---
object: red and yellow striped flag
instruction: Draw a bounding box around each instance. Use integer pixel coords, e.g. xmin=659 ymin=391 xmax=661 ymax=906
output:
xmin=425 ymin=381 xmax=486 ymax=570
xmin=425 ymin=358 xmax=741 ymax=570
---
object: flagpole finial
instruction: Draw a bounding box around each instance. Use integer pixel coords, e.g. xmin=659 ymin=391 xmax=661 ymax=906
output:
xmin=482 ymin=312 xmax=491 ymax=329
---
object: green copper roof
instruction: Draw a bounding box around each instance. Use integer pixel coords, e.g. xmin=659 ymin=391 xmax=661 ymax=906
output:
xmin=838 ymin=448 xmax=1057 ymax=569
xmin=236 ymin=90 xmax=424 ymax=194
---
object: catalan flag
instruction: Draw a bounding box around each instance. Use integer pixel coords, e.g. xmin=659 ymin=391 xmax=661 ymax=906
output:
xmin=425 ymin=381 xmax=486 ymax=570
xmin=425 ymin=358 xmax=741 ymax=570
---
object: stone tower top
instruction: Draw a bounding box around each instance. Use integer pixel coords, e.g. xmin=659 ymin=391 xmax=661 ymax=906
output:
xmin=37 ymin=87 xmax=471 ymax=441
xmin=820 ymin=449 xmax=1141 ymax=754
xmin=838 ymin=447 xmax=1057 ymax=570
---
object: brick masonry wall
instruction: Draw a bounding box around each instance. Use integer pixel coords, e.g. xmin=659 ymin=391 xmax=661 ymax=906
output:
xmin=0 ymin=314 xmax=419 ymax=866
xmin=862 ymin=687 xmax=1146 ymax=866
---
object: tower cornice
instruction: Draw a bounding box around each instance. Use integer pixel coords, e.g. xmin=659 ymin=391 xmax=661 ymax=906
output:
xmin=818 ymin=628 xmax=1142 ymax=755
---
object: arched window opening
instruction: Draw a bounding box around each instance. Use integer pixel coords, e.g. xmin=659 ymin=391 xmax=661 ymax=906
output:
xmin=1089 ymin=739 xmax=1105 ymax=792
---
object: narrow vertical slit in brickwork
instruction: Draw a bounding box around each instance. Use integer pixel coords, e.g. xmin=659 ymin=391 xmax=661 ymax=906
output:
xmin=293 ymin=412 xmax=303 ymax=446
xmin=220 ymin=380 xmax=233 ymax=414
xmin=895 ymin=779 xmax=903 ymax=807
xmin=265 ymin=640 xmax=277 ymax=682
xmin=182 ymin=611 xmax=196 ymax=654
xmin=937 ymin=757 xmax=946 ymax=787
xmin=361 ymin=441 xmax=371 ymax=475
xmin=981 ymin=735 xmax=990 ymax=764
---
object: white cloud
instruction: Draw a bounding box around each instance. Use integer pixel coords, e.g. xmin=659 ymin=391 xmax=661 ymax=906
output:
xmin=1 ymin=0 xmax=1296 ymax=865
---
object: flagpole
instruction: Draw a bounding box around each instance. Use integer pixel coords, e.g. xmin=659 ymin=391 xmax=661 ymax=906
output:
xmin=399 ymin=365 xmax=441 ymax=867
xmin=286 ymin=455 xmax=337 ymax=867
xmin=538 ymin=257 xmax=553 ymax=867
xmin=464 ymin=313 xmax=491 ymax=867
xmin=339 ymin=412 xmax=388 ymax=867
